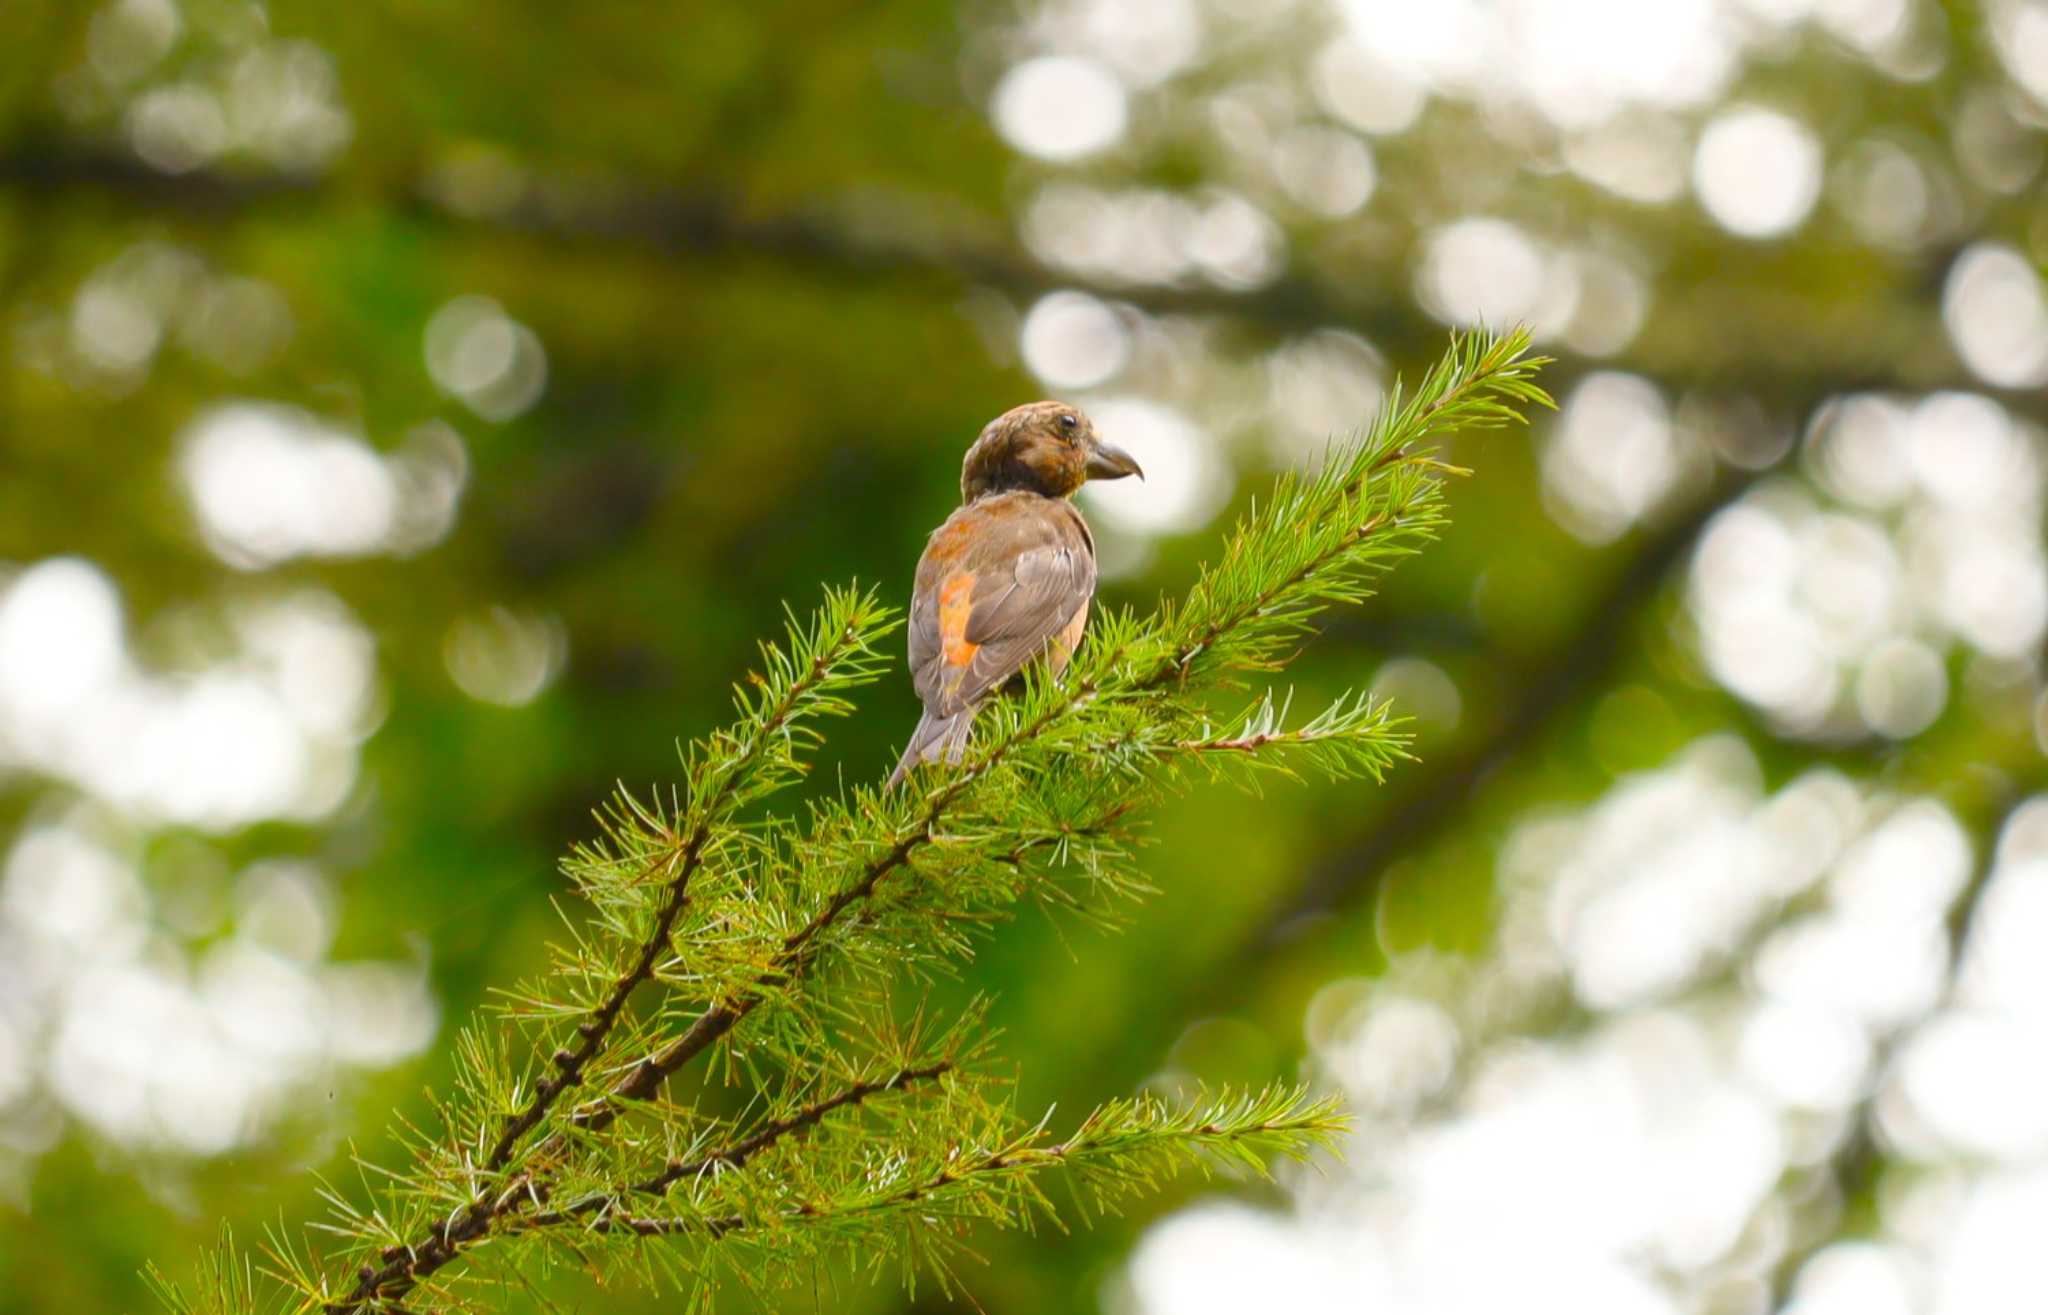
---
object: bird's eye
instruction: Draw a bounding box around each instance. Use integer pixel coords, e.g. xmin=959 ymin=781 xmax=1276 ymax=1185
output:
xmin=1057 ymin=413 xmax=1079 ymax=435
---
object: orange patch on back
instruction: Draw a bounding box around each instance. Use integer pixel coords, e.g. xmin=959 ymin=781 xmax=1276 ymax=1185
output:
xmin=938 ymin=572 xmax=980 ymax=667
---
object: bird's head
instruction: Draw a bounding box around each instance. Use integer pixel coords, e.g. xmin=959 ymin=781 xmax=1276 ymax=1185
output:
xmin=960 ymin=401 xmax=1143 ymax=503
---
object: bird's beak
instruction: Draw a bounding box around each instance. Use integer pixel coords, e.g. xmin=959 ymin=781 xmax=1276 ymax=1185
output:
xmin=1085 ymin=441 xmax=1144 ymax=482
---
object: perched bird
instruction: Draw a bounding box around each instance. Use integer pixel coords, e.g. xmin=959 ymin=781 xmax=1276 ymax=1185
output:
xmin=889 ymin=401 xmax=1143 ymax=788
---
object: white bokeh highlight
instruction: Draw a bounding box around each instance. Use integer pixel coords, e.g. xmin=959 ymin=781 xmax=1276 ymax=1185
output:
xmin=1077 ymin=397 xmax=1232 ymax=537
xmin=181 ymin=404 xmax=466 ymax=570
xmin=1942 ymin=243 xmax=2048 ymax=389
xmin=1694 ymin=106 xmax=1824 ymax=238
xmin=424 ymin=295 xmax=548 ymax=422
xmin=443 ymin=606 xmax=568 ymax=708
xmin=1419 ymin=218 xmax=1547 ymax=328
xmin=1542 ymin=373 xmax=1695 ymax=543
xmin=992 ymin=55 xmax=1129 ymax=162
xmin=1021 ymin=290 xmax=1131 ymax=390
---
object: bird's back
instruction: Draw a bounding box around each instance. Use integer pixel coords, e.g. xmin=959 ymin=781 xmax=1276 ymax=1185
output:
xmin=908 ymin=491 xmax=1098 ymax=719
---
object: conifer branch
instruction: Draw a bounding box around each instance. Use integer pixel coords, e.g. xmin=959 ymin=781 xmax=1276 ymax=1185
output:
xmin=321 ymin=588 xmax=898 ymax=1312
xmin=156 ymin=330 xmax=1546 ymax=1315
xmin=572 ymin=1085 xmax=1343 ymax=1246
xmin=486 ymin=1062 xmax=954 ymax=1242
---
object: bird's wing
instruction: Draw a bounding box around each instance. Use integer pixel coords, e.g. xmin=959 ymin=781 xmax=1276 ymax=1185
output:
xmin=910 ymin=497 xmax=1095 ymax=718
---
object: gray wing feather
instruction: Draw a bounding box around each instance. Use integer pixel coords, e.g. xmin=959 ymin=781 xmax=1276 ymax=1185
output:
xmin=950 ymin=541 xmax=1092 ymax=709
xmin=908 ymin=524 xmax=1094 ymax=719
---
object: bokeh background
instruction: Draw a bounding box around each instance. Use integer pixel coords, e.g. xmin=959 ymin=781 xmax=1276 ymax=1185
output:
xmin=3 ymin=1 xmax=2047 ymax=1311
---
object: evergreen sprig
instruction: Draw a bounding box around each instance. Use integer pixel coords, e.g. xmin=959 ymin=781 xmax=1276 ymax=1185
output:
xmin=148 ymin=329 xmax=1547 ymax=1314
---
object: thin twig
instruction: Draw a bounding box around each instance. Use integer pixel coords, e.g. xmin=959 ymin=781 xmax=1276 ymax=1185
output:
xmin=514 ymin=1061 xmax=954 ymax=1234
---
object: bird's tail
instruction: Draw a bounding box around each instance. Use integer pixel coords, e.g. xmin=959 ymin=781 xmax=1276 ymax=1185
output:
xmin=887 ymin=707 xmax=978 ymax=790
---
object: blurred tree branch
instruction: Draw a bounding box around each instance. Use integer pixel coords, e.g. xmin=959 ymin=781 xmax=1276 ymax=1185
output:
xmin=4 ymin=141 xmax=2035 ymax=418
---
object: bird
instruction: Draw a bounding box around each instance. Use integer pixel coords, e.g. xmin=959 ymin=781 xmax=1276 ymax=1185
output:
xmin=888 ymin=401 xmax=1143 ymax=789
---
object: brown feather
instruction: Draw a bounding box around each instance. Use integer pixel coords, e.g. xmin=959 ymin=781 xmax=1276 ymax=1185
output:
xmin=907 ymin=492 xmax=1096 ymax=722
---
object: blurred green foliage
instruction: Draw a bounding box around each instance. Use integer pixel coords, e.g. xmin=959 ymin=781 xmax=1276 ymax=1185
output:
xmin=2 ymin=1 xmax=2045 ymax=1312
